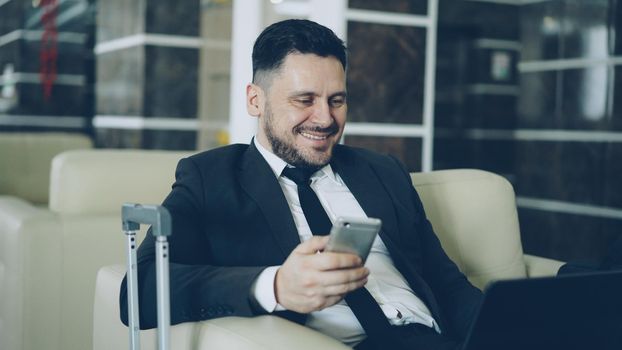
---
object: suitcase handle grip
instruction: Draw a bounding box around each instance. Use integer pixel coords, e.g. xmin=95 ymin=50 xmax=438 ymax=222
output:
xmin=122 ymin=203 xmax=171 ymax=237
xmin=122 ymin=203 xmax=172 ymax=350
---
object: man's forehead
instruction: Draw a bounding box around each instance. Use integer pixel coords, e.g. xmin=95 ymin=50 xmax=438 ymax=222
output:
xmin=273 ymin=53 xmax=345 ymax=89
xmin=280 ymin=52 xmax=343 ymax=69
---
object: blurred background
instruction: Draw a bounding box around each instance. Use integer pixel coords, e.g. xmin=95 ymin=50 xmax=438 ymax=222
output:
xmin=0 ymin=0 xmax=620 ymax=265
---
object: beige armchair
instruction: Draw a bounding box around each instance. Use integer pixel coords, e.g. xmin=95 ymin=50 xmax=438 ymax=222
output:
xmin=93 ymin=168 xmax=564 ymax=350
xmin=0 ymin=149 xmax=189 ymax=350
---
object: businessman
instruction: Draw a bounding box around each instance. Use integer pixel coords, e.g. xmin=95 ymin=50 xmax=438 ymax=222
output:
xmin=121 ymin=19 xmax=482 ymax=349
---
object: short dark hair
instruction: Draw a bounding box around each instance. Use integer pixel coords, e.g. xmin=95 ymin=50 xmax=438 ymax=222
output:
xmin=252 ymin=19 xmax=347 ymax=84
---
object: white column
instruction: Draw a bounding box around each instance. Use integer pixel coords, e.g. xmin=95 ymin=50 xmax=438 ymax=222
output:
xmin=228 ymin=0 xmax=263 ymax=144
xmin=309 ymin=0 xmax=347 ymax=39
xmin=421 ymin=0 xmax=438 ymax=172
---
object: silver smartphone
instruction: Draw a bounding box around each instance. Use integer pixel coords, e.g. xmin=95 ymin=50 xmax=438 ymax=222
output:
xmin=325 ymin=217 xmax=382 ymax=263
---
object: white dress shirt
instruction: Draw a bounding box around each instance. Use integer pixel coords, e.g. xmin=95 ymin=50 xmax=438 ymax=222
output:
xmin=252 ymin=139 xmax=439 ymax=346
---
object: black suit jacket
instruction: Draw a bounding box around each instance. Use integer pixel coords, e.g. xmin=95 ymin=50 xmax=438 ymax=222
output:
xmin=120 ymin=142 xmax=482 ymax=341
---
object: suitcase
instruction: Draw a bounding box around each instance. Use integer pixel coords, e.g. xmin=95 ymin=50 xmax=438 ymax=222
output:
xmin=122 ymin=203 xmax=172 ymax=350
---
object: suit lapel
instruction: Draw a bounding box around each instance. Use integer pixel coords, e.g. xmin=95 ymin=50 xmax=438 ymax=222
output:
xmin=331 ymin=147 xmax=401 ymax=248
xmin=238 ymin=143 xmax=300 ymax=258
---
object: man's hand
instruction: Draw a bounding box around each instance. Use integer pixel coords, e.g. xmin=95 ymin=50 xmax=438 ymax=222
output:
xmin=275 ymin=236 xmax=369 ymax=313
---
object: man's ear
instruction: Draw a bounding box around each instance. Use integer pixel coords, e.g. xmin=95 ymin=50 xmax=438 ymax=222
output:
xmin=246 ymin=83 xmax=264 ymax=117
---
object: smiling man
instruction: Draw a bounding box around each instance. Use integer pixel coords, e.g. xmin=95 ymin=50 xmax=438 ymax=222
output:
xmin=120 ymin=19 xmax=482 ymax=350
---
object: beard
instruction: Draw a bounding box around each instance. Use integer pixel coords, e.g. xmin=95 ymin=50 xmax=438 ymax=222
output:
xmin=263 ymin=103 xmax=339 ymax=170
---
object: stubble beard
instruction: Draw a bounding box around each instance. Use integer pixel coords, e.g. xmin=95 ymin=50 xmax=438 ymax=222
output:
xmin=263 ymin=104 xmax=338 ymax=170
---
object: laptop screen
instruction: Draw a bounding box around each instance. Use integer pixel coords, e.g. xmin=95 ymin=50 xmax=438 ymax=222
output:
xmin=462 ymin=270 xmax=622 ymax=350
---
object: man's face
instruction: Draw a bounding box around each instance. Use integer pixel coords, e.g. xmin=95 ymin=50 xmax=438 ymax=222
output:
xmin=254 ymin=53 xmax=347 ymax=169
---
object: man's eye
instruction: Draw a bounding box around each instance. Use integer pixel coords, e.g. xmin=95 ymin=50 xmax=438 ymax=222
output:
xmin=296 ymin=99 xmax=314 ymax=105
xmin=329 ymin=98 xmax=345 ymax=108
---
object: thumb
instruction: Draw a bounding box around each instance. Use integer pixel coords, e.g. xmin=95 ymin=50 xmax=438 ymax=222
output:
xmin=293 ymin=236 xmax=330 ymax=255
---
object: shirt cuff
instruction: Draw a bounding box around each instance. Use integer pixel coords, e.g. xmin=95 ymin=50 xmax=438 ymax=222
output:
xmin=251 ymin=265 xmax=285 ymax=312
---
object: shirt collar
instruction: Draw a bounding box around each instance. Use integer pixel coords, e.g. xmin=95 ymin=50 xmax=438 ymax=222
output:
xmin=253 ymin=137 xmax=339 ymax=182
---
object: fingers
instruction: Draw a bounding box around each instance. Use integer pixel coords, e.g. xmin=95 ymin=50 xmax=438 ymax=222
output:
xmin=316 ymin=267 xmax=369 ymax=287
xmin=311 ymin=251 xmax=362 ymax=271
xmin=321 ymin=278 xmax=368 ymax=297
xmin=294 ymin=236 xmax=330 ymax=254
xmin=276 ymin=238 xmax=370 ymax=313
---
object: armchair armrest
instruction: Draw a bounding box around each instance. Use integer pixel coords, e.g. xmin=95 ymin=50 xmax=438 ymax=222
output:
xmin=523 ymin=254 xmax=565 ymax=278
xmin=94 ymin=265 xmax=350 ymax=350
xmin=197 ymin=316 xmax=350 ymax=350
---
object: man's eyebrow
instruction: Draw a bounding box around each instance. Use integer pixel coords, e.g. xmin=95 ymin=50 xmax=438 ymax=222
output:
xmin=288 ymin=91 xmax=316 ymax=98
xmin=288 ymin=91 xmax=347 ymax=99
xmin=329 ymin=91 xmax=347 ymax=99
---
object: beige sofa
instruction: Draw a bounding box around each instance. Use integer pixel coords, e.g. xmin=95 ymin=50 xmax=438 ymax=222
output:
xmin=0 ymin=132 xmax=93 ymax=205
xmin=93 ymin=168 xmax=564 ymax=350
xmin=0 ymin=149 xmax=190 ymax=350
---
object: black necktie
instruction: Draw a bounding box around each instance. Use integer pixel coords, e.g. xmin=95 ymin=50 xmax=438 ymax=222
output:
xmin=281 ymin=166 xmax=394 ymax=346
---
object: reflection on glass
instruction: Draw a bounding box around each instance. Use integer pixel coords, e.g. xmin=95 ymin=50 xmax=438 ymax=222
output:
xmin=562 ymin=0 xmax=608 ymax=59
xmin=562 ymin=67 xmax=608 ymax=124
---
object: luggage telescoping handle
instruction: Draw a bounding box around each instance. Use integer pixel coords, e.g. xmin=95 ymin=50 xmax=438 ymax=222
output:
xmin=122 ymin=203 xmax=172 ymax=350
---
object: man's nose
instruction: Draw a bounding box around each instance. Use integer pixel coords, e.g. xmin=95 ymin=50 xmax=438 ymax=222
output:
xmin=310 ymin=100 xmax=333 ymax=126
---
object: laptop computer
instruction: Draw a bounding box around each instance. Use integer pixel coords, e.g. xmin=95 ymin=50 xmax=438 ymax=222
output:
xmin=462 ymin=270 xmax=622 ymax=350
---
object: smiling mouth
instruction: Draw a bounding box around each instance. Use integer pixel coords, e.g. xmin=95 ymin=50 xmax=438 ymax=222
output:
xmin=299 ymin=131 xmax=330 ymax=140
xmin=295 ymin=124 xmax=338 ymax=142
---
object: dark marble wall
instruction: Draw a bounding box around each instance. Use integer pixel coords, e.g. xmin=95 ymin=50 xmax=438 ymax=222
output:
xmin=345 ymin=135 xmax=423 ymax=172
xmin=434 ymin=0 xmax=519 ymax=178
xmin=0 ymin=0 xmax=94 ymax=134
xmin=435 ymin=0 xmax=622 ymax=264
xmin=344 ymin=1 xmax=429 ymax=171
xmin=94 ymin=0 xmax=200 ymax=150
xmin=347 ymin=22 xmax=426 ymax=125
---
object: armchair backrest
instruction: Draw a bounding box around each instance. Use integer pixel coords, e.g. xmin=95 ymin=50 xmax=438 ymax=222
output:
xmin=0 ymin=132 xmax=92 ymax=205
xmin=49 ymin=149 xmax=190 ymax=214
xmin=411 ymin=169 xmax=527 ymax=289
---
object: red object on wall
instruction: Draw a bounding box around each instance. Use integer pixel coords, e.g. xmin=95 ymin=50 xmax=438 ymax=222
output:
xmin=39 ymin=0 xmax=58 ymax=101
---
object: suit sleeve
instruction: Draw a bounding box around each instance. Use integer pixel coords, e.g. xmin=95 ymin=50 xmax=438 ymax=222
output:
xmin=391 ymin=157 xmax=483 ymax=339
xmin=119 ymin=157 xmax=267 ymax=329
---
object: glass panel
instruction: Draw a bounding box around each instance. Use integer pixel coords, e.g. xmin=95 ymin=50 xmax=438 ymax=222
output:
xmin=519 ymin=0 xmax=562 ymax=61
xmin=343 ymin=135 xmax=422 ymax=172
xmin=96 ymin=0 xmax=144 ymax=42
xmin=198 ymin=0 xmax=232 ymax=150
xmin=347 ymin=22 xmax=426 ymax=124
xmin=560 ymin=67 xmax=608 ymax=128
xmin=561 ymin=0 xmax=608 ymax=59
xmin=144 ymin=46 xmax=199 ymax=119
xmin=96 ymin=46 xmax=144 ymax=116
xmin=349 ymin=0 xmax=427 ymax=15
xmin=519 ymin=208 xmax=622 ymax=264
xmin=146 ymin=0 xmax=200 ymax=36
xmin=514 ymin=141 xmax=606 ymax=206
xmin=517 ymin=70 xmax=558 ymax=128
xmin=612 ymin=66 xmax=622 ymax=131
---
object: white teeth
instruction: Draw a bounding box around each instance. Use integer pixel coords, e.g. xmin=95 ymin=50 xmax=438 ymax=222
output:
xmin=300 ymin=132 xmax=327 ymax=140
